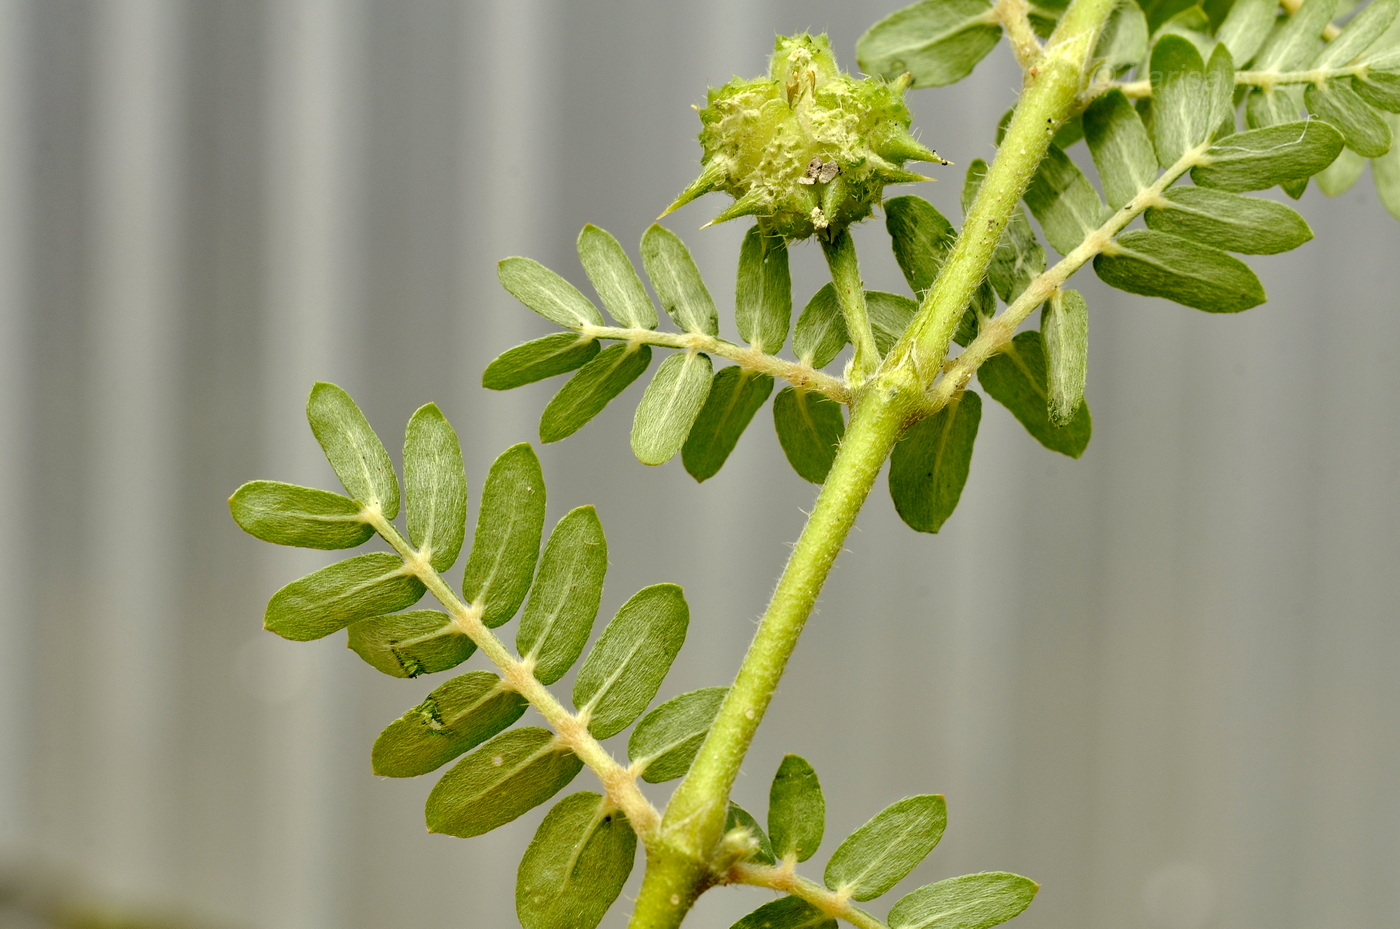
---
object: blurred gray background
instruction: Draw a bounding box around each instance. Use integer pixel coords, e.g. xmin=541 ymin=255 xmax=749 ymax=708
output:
xmin=2 ymin=1 xmax=1397 ymax=928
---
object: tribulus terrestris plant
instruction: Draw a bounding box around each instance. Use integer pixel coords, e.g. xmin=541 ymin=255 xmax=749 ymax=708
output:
xmin=230 ymin=2 xmax=1400 ymax=927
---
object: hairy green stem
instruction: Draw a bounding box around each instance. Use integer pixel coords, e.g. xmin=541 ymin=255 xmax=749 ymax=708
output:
xmin=667 ymin=392 xmax=911 ymax=824
xmin=886 ymin=0 xmax=1116 ymax=385
xmin=628 ymin=389 xmax=914 ymax=929
xmin=820 ymin=228 xmax=880 ymax=383
xmin=624 ymin=2 xmax=1119 ymax=925
xmin=629 ymin=111 xmax=1202 ymax=929
xmin=629 ymin=849 xmax=714 ymax=929
xmin=995 ymin=0 xmax=1045 ymax=68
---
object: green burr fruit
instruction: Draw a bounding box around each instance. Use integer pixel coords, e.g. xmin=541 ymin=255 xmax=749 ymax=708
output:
xmin=663 ymin=33 xmax=948 ymax=240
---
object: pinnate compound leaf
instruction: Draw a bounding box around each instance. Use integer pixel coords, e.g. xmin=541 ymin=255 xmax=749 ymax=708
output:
xmin=641 ymin=224 xmax=719 ymax=336
xmin=966 ymin=281 xmax=995 ymax=345
xmin=1093 ymin=228 xmax=1264 ymax=313
xmin=425 ymin=727 xmax=581 ymax=838
xmin=889 ymin=390 xmax=982 ymax=533
xmin=1144 ymin=186 xmax=1313 ymax=253
xmin=498 ymin=257 xmax=604 ymax=329
xmin=1216 ymin=0 xmax=1275 ymax=65
xmin=1149 ymin=35 xmax=1223 ymax=168
xmin=306 ymin=382 xmax=399 ymax=518
xmin=773 ymin=387 xmax=845 ymax=484
xmin=886 ymin=195 xmax=957 ymax=296
xmin=1042 ymin=290 xmax=1089 ymax=427
xmin=1093 ymin=0 xmax=1148 ymax=76
xmin=825 ymin=795 xmax=948 ymax=902
xmin=516 ymin=793 xmax=637 ymax=929
xmin=1029 ymin=5 xmax=1064 ymax=38
xmin=573 ymin=584 xmax=689 ymax=739
xmin=1316 ymin=146 xmax=1368 ymax=194
xmin=725 ymin=803 xmax=775 ymax=865
xmin=1245 ymin=86 xmax=1303 ymax=130
xmin=1305 ymin=79 xmax=1393 ymax=157
xmin=978 ymin=331 xmax=1091 ymax=456
xmin=1083 ymin=90 xmax=1158 ymax=210
xmin=794 ymin=284 xmax=848 ymax=368
xmin=961 ymin=159 xmax=984 ymax=215
xmin=347 ymin=610 xmax=475 ymax=678
xmin=1283 ymin=168 xmax=1310 ymax=200
xmin=483 ymin=333 xmax=600 ymax=390
xmin=404 ymin=403 xmax=467 ymax=572
xmin=516 ymin=506 xmax=607 ymax=685
xmin=857 ymin=0 xmax=1003 ymax=88
xmin=229 ymin=481 xmax=373 ymax=550
xmin=632 ymin=351 xmax=713 ymax=466
xmin=731 ymin=896 xmax=836 ymax=929
xmin=1354 ymin=70 xmax=1400 ymax=114
xmin=461 ymin=443 xmax=545 ymax=628
xmin=1313 ymin=0 xmax=1400 ymax=69
xmin=736 ymin=226 xmax=792 ymax=353
xmin=1206 ymin=43 xmax=1237 ymax=136
xmin=265 ymin=553 xmax=424 ymax=642
xmin=1254 ymin=0 xmax=1346 ymax=71
xmin=627 ymin=686 xmax=727 ymax=783
xmin=1192 ymin=120 xmax=1344 ymax=190
xmin=683 ymin=368 xmax=775 ymax=482
xmin=1130 ymin=0 xmax=1185 ymax=34
xmin=1152 ymin=4 xmax=1212 ymax=53
xmin=1379 ymin=10 xmax=1400 ymax=57
xmin=887 ymin=872 xmax=1039 ymax=929
xmin=1023 ymin=145 xmax=1110 ymax=255
xmin=989 ymin=210 xmax=1045 ymax=302
xmin=1243 ymin=86 xmax=1311 ymax=198
xmin=768 ymin=754 xmax=825 ymax=863
xmin=372 ymin=670 xmax=528 ymax=778
xmin=578 ymin=224 xmax=658 ymax=329
xmin=540 ymin=343 xmax=652 ymax=443
xmin=867 ymin=291 xmax=922 ymax=354
xmin=1375 ymin=112 xmax=1400 ymax=219
xmin=1051 ymin=113 xmax=1084 ymax=149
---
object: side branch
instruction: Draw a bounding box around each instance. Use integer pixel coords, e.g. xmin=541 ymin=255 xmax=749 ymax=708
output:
xmin=579 ymin=324 xmax=850 ymax=403
xmin=728 ymin=862 xmax=889 ymax=929
xmin=366 ymin=513 xmax=662 ymax=838
xmin=927 ymin=142 xmax=1206 ymax=408
xmin=995 ymin=0 xmax=1045 ymax=68
xmin=1106 ymin=62 xmax=1370 ymax=100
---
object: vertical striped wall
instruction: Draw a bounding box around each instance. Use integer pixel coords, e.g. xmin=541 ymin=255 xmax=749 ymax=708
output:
xmin=1 ymin=2 xmax=1397 ymax=928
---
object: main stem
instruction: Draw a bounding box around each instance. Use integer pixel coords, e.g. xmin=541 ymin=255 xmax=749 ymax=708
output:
xmin=628 ymin=2 xmax=1117 ymax=925
xmin=629 ymin=385 xmax=913 ymax=929
xmin=887 ymin=0 xmax=1114 ymax=378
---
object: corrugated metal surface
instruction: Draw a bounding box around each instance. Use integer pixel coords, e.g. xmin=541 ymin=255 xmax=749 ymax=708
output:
xmin=2 ymin=2 xmax=1397 ymax=928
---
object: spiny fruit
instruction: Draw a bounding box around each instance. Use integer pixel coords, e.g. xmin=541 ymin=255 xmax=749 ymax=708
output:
xmin=662 ymin=33 xmax=947 ymax=240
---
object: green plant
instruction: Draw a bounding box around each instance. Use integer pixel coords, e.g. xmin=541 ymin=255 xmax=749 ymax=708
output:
xmin=230 ymin=1 xmax=1400 ymax=927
